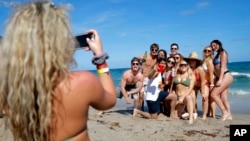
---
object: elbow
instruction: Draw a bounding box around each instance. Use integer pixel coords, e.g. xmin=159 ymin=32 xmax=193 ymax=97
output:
xmin=107 ymin=99 xmax=117 ymax=109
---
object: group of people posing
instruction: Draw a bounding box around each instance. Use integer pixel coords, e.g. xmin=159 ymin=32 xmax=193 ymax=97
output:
xmin=0 ymin=1 xmax=234 ymax=140
xmin=119 ymin=40 xmax=233 ymax=124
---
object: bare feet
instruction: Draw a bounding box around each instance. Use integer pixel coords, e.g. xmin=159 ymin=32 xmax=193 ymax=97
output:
xmin=133 ymin=108 xmax=138 ymax=117
xmin=201 ymin=115 xmax=207 ymax=120
xmin=170 ymin=114 xmax=179 ymax=119
xmin=221 ymin=112 xmax=230 ymax=121
xmin=227 ymin=114 xmax=233 ymax=120
xmin=189 ymin=118 xmax=193 ymax=124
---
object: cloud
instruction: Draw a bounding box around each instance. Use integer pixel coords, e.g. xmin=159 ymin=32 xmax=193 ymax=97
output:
xmin=94 ymin=11 xmax=118 ymax=23
xmin=180 ymin=10 xmax=196 ymax=16
xmin=196 ymin=2 xmax=210 ymax=8
xmin=180 ymin=1 xmax=210 ymax=16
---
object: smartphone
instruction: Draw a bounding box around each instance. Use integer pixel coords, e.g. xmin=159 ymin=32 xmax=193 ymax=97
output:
xmin=75 ymin=33 xmax=94 ymax=48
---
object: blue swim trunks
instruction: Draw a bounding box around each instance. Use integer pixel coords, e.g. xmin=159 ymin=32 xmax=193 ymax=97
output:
xmin=146 ymin=91 xmax=169 ymax=114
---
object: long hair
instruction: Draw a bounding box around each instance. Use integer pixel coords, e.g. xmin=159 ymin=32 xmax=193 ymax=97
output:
xmin=210 ymin=39 xmax=226 ymax=60
xmin=202 ymin=45 xmax=214 ymax=61
xmin=0 ymin=1 xmax=76 ymax=141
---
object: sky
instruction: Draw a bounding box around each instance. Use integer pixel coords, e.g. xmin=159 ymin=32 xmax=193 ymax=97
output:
xmin=0 ymin=0 xmax=250 ymax=70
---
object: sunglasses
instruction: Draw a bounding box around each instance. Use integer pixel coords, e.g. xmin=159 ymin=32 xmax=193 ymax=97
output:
xmin=171 ymin=48 xmax=178 ymax=50
xmin=174 ymin=56 xmax=180 ymax=60
xmin=203 ymin=49 xmax=212 ymax=53
xmin=132 ymin=62 xmax=139 ymax=66
xmin=180 ymin=63 xmax=188 ymax=67
xmin=151 ymin=48 xmax=158 ymax=52
xmin=167 ymin=60 xmax=175 ymax=65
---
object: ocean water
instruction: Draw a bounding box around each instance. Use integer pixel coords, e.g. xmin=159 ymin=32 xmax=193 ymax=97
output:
xmin=89 ymin=61 xmax=250 ymax=97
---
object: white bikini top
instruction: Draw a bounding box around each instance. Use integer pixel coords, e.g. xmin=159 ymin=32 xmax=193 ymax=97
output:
xmin=202 ymin=62 xmax=208 ymax=72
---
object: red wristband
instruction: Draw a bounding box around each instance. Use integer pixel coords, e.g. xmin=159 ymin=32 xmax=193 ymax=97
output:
xmin=96 ymin=62 xmax=108 ymax=69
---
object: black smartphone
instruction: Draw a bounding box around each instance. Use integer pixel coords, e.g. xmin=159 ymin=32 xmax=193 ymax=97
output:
xmin=75 ymin=33 xmax=94 ymax=48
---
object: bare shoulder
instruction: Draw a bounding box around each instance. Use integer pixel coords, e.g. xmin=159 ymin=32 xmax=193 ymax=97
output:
xmin=197 ymin=66 xmax=204 ymax=72
xmin=69 ymin=71 xmax=99 ymax=86
xmin=122 ymin=69 xmax=130 ymax=77
xmin=137 ymin=71 xmax=144 ymax=79
xmin=67 ymin=71 xmax=102 ymax=99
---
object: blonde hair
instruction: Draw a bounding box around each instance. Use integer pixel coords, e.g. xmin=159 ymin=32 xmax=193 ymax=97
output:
xmin=203 ymin=45 xmax=214 ymax=61
xmin=0 ymin=1 xmax=76 ymax=141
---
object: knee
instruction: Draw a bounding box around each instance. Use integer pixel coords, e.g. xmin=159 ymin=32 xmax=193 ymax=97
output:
xmin=210 ymin=92 xmax=216 ymax=99
xmin=185 ymin=95 xmax=192 ymax=102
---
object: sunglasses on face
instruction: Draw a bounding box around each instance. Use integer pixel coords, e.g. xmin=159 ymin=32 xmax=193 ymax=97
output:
xmin=167 ymin=60 xmax=175 ymax=65
xmin=132 ymin=62 xmax=139 ymax=66
xmin=171 ymin=47 xmax=178 ymax=50
xmin=180 ymin=63 xmax=188 ymax=67
xmin=151 ymin=48 xmax=158 ymax=52
xmin=203 ymin=49 xmax=212 ymax=53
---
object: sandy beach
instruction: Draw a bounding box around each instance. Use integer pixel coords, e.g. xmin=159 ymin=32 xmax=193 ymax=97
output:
xmin=1 ymin=95 xmax=250 ymax=141
xmin=87 ymin=95 xmax=250 ymax=141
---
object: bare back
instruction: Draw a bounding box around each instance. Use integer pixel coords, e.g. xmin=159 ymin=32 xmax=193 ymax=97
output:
xmin=51 ymin=71 xmax=108 ymax=141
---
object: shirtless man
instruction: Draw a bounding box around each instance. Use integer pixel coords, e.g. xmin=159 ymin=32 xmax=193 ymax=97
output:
xmin=120 ymin=57 xmax=144 ymax=108
xmin=138 ymin=43 xmax=159 ymax=110
xmin=169 ymin=43 xmax=179 ymax=57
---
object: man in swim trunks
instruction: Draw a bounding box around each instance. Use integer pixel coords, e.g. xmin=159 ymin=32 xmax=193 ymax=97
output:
xmin=138 ymin=43 xmax=159 ymax=110
xmin=119 ymin=57 xmax=144 ymax=109
xmin=133 ymin=68 xmax=169 ymax=119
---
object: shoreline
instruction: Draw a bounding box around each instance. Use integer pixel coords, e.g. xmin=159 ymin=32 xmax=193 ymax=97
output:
xmin=116 ymin=94 xmax=250 ymax=115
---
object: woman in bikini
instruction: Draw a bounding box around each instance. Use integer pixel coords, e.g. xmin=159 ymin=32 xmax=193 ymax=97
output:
xmin=202 ymin=46 xmax=216 ymax=118
xmin=162 ymin=56 xmax=178 ymax=117
xmin=210 ymin=39 xmax=233 ymax=121
xmin=185 ymin=52 xmax=206 ymax=120
xmin=171 ymin=60 xmax=196 ymax=124
xmin=0 ymin=1 xmax=116 ymax=141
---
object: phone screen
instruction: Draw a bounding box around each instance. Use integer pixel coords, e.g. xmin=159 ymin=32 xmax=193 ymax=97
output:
xmin=75 ymin=33 xmax=94 ymax=48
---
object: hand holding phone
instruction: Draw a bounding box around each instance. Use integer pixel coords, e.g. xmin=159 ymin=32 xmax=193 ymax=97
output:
xmin=75 ymin=33 xmax=94 ymax=48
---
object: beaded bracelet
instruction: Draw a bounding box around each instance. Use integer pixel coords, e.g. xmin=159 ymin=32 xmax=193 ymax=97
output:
xmin=97 ymin=67 xmax=109 ymax=74
xmin=92 ymin=53 xmax=109 ymax=65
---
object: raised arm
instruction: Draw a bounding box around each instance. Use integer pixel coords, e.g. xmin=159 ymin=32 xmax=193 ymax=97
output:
xmin=86 ymin=29 xmax=116 ymax=110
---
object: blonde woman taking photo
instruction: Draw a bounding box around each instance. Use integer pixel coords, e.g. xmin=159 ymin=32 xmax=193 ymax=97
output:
xmin=0 ymin=1 xmax=116 ymax=141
